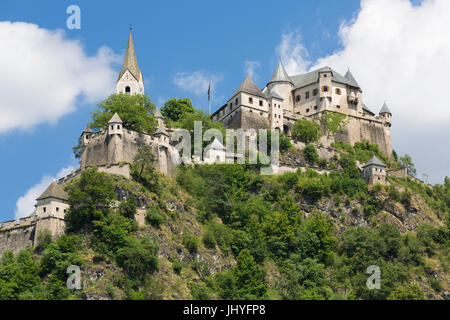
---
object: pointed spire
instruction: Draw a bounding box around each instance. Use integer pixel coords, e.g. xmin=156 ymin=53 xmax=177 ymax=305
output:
xmin=82 ymin=125 xmax=93 ymax=134
xmin=108 ymin=112 xmax=123 ymax=123
xmin=154 ymin=125 xmax=169 ymax=137
xmin=232 ymin=75 xmax=265 ymax=98
xmin=154 ymin=107 xmax=163 ymax=119
xmin=117 ymin=30 xmax=141 ymax=82
xmin=344 ymin=68 xmax=360 ymax=88
xmin=379 ymin=101 xmax=392 ymax=115
xmin=268 ymin=60 xmax=292 ymax=85
xmin=36 ymin=181 xmax=69 ymax=201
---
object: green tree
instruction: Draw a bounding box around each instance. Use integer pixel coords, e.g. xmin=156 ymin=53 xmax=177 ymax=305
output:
xmin=232 ymin=249 xmax=267 ymax=299
xmin=321 ymin=111 xmax=348 ymax=137
xmin=292 ymin=119 xmax=321 ymax=144
xmin=303 ymin=144 xmax=319 ymax=164
xmin=65 ymin=167 xmax=117 ymax=231
xmin=90 ymin=93 xmax=157 ymax=134
xmin=161 ymin=98 xmax=195 ymax=122
xmin=399 ymin=154 xmax=417 ymax=176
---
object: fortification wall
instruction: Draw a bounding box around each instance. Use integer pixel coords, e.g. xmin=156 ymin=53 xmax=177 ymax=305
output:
xmin=388 ymin=167 xmax=408 ymax=179
xmin=241 ymin=108 xmax=270 ymax=131
xmin=331 ymin=115 xmax=392 ymax=157
xmin=0 ymin=221 xmax=35 ymax=256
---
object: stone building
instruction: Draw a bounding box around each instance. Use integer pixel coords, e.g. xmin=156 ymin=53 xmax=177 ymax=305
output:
xmin=204 ymin=138 xmax=226 ymax=164
xmin=212 ymin=61 xmax=393 ymax=157
xmin=361 ymin=155 xmax=387 ymax=185
xmin=79 ymin=30 xmax=179 ymax=176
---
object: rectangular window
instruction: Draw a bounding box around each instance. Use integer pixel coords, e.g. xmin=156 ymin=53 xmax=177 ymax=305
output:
xmin=336 ymin=105 xmax=341 ymax=109
xmin=322 ymin=86 xmax=329 ymax=92
xmin=305 ymin=91 xmax=310 ymax=99
xmin=249 ymin=97 xmax=253 ymax=104
xmin=296 ymin=95 xmax=301 ymax=102
xmin=314 ymin=106 xmax=318 ymax=110
xmin=313 ymin=89 xmax=318 ymax=96
xmin=259 ymin=100 xmax=263 ymax=106
xmin=235 ymin=98 xmax=238 ymax=105
xmin=335 ymin=88 xmax=342 ymax=95
xmin=306 ymin=108 xmax=310 ymax=113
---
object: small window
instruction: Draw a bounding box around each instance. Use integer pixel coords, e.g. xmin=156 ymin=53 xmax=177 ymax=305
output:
xmin=43 ymin=207 xmax=46 ymax=213
xmin=56 ymin=207 xmax=59 ymax=212
xmin=322 ymin=86 xmax=329 ymax=92
xmin=314 ymin=106 xmax=318 ymax=110
xmin=323 ymin=74 xmax=327 ymax=78
xmin=117 ymin=125 xmax=120 ymax=129
xmin=296 ymin=95 xmax=301 ymax=102
xmin=235 ymin=98 xmax=238 ymax=105
xmin=335 ymin=88 xmax=342 ymax=95
xmin=250 ymin=109 xmax=253 ymax=113
xmin=230 ymin=102 xmax=233 ymax=108
xmin=110 ymin=125 xmax=113 ymax=130
xmin=336 ymin=105 xmax=341 ymax=109
xmin=259 ymin=100 xmax=263 ymax=106
xmin=125 ymin=86 xmax=131 ymax=93
xmin=313 ymin=89 xmax=318 ymax=96
xmin=305 ymin=91 xmax=310 ymax=99
xmin=279 ymin=105 xmax=281 ymax=109
xmin=260 ymin=112 xmax=263 ymax=115
xmin=249 ymin=97 xmax=253 ymax=104
xmin=64 ymin=209 xmax=67 ymax=213
xmin=306 ymin=108 xmax=310 ymax=113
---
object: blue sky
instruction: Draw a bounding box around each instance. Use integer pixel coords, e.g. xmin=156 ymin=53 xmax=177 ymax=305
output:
xmin=0 ymin=0 xmax=448 ymax=222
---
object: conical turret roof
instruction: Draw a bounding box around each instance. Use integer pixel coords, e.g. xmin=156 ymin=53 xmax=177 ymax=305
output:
xmin=268 ymin=60 xmax=292 ymax=85
xmin=36 ymin=181 xmax=69 ymax=201
xmin=379 ymin=102 xmax=391 ymax=115
xmin=117 ymin=31 xmax=142 ymax=82
xmin=206 ymin=138 xmax=225 ymax=151
xmin=154 ymin=108 xmax=163 ymax=119
xmin=344 ymin=68 xmax=360 ymax=89
xmin=154 ymin=125 xmax=169 ymax=137
xmin=362 ymin=155 xmax=386 ymax=168
xmin=232 ymin=75 xmax=265 ymax=98
xmin=108 ymin=112 xmax=123 ymax=123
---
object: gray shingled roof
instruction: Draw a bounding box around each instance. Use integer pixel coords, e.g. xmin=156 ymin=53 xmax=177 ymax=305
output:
xmin=362 ymin=104 xmax=375 ymax=115
xmin=154 ymin=108 xmax=163 ymax=119
xmin=83 ymin=125 xmax=93 ymax=133
xmin=206 ymin=138 xmax=225 ymax=151
xmin=268 ymin=60 xmax=293 ymax=84
xmin=108 ymin=113 xmax=123 ymax=123
xmin=379 ymin=102 xmax=391 ymax=114
xmin=344 ymin=69 xmax=360 ymax=88
xmin=231 ymin=75 xmax=266 ymax=99
xmin=362 ymin=155 xmax=386 ymax=167
xmin=290 ymin=66 xmax=361 ymax=90
xmin=36 ymin=181 xmax=69 ymax=201
xmin=154 ymin=126 xmax=169 ymax=136
xmin=117 ymin=31 xmax=142 ymax=82
xmin=269 ymin=90 xmax=284 ymax=100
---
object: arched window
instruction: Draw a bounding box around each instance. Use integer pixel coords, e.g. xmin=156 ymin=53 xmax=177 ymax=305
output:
xmin=125 ymin=86 xmax=131 ymax=93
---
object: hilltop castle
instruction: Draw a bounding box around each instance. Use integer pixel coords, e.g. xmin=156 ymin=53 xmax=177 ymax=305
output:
xmin=212 ymin=61 xmax=393 ymax=157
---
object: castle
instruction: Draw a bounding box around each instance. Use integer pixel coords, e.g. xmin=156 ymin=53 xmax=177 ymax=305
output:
xmin=0 ymin=30 xmax=397 ymax=256
xmin=211 ymin=61 xmax=393 ymax=157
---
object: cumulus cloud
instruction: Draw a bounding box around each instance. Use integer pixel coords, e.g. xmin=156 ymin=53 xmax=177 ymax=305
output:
xmin=276 ymin=28 xmax=310 ymax=74
xmin=244 ymin=60 xmax=260 ymax=80
xmin=275 ymin=0 xmax=450 ymax=183
xmin=173 ymin=71 xmax=223 ymax=96
xmin=0 ymin=21 xmax=119 ymax=133
xmin=14 ymin=166 xmax=75 ymax=220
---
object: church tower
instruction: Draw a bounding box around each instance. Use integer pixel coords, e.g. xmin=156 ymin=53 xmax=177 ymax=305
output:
xmin=116 ymin=29 xmax=144 ymax=95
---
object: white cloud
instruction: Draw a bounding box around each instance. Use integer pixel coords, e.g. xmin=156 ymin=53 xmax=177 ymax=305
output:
xmin=173 ymin=70 xmax=223 ymax=96
xmin=14 ymin=166 xmax=75 ymax=220
xmin=275 ymin=0 xmax=450 ymax=183
xmin=244 ymin=60 xmax=260 ymax=80
xmin=0 ymin=21 xmax=119 ymax=133
xmin=276 ymin=28 xmax=310 ymax=74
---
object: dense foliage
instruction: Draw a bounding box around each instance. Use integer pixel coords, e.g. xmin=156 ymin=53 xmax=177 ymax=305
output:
xmin=292 ymin=119 xmax=321 ymax=144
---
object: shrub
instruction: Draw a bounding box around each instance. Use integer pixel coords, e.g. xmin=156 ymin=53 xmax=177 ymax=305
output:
xmin=317 ymin=158 xmax=327 ymax=168
xmin=146 ymin=206 xmax=166 ymax=228
xmin=292 ymin=119 xmax=321 ymax=144
xmin=172 ymin=260 xmax=184 ymax=275
xmin=183 ymin=232 xmax=199 ymax=255
xmin=303 ymin=144 xmax=319 ymax=164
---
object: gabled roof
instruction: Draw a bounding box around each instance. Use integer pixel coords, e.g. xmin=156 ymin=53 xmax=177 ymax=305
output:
xmin=268 ymin=60 xmax=293 ymax=85
xmin=36 ymin=181 xmax=69 ymax=201
xmin=117 ymin=31 xmax=142 ymax=82
xmin=268 ymin=89 xmax=284 ymax=100
xmin=344 ymin=68 xmax=360 ymax=88
xmin=108 ymin=113 xmax=123 ymax=124
xmin=154 ymin=108 xmax=163 ymax=119
xmin=289 ymin=66 xmax=361 ymax=91
xmin=362 ymin=155 xmax=386 ymax=168
xmin=83 ymin=125 xmax=93 ymax=133
xmin=231 ymin=75 xmax=266 ymax=99
xmin=154 ymin=126 xmax=169 ymax=136
xmin=206 ymin=138 xmax=226 ymax=151
xmin=379 ymin=102 xmax=392 ymax=114
xmin=362 ymin=104 xmax=375 ymax=116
